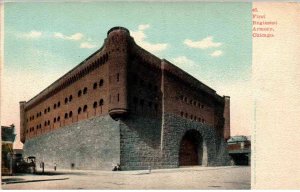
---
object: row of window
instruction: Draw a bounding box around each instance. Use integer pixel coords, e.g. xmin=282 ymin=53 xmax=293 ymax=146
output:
xmin=27 ymin=79 xmax=105 ymax=122
xmin=180 ymin=111 xmax=206 ymax=123
xmin=132 ymin=97 xmax=158 ymax=111
xmin=26 ymin=99 xmax=105 ymax=134
xmin=131 ymin=74 xmax=158 ymax=92
xmin=180 ymin=95 xmax=205 ymax=109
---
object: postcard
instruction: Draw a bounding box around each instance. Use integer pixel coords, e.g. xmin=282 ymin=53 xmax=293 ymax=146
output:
xmin=1 ymin=1 xmax=299 ymax=190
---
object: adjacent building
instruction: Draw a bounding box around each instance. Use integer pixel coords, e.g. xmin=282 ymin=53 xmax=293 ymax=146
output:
xmin=1 ymin=124 xmax=16 ymax=175
xmin=20 ymin=27 xmax=231 ymax=170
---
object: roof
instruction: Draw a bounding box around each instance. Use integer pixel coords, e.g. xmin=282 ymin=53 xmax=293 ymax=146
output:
xmin=227 ymin=135 xmax=249 ymax=143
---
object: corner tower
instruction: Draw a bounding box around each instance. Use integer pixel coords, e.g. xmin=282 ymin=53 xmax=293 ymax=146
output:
xmin=106 ymin=27 xmax=130 ymax=119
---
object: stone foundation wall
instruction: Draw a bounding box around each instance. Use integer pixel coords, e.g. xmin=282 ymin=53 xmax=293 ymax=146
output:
xmin=119 ymin=115 xmax=162 ymax=170
xmin=161 ymin=113 xmax=231 ymax=167
xmin=23 ymin=115 xmax=120 ymax=170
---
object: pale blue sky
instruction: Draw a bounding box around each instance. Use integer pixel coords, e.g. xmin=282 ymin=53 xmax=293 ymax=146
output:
xmin=3 ymin=2 xmax=252 ymax=147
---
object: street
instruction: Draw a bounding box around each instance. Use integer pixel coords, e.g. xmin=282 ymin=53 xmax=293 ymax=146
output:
xmin=2 ymin=166 xmax=250 ymax=190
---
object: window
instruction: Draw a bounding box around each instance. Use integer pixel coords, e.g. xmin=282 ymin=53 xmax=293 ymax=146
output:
xmin=69 ymin=111 xmax=73 ymax=117
xmin=58 ymin=101 xmax=61 ymax=107
xmin=140 ymin=79 xmax=144 ymax=86
xmin=83 ymin=105 xmax=88 ymax=112
xmin=54 ymin=103 xmax=57 ymax=109
xmin=140 ymin=99 xmax=144 ymax=107
xmin=48 ymin=107 xmax=50 ymax=112
xmin=181 ymin=111 xmax=184 ymax=117
xmin=133 ymin=97 xmax=138 ymax=104
xmin=47 ymin=120 xmax=50 ymax=125
xmin=78 ymin=107 xmax=82 ymax=114
xmin=57 ymin=116 xmax=60 ymax=122
xmin=117 ymin=94 xmax=120 ymax=102
xmin=99 ymin=79 xmax=104 ymax=87
xmin=193 ymin=101 xmax=196 ymax=106
xmin=44 ymin=121 xmax=47 ymax=126
xmin=117 ymin=73 xmax=120 ymax=82
xmin=65 ymin=113 xmax=68 ymax=119
xmin=78 ymin=90 xmax=82 ymax=97
xmin=148 ymin=101 xmax=152 ymax=108
xmin=93 ymin=82 xmax=97 ymax=89
xmin=83 ymin=87 xmax=88 ymax=94
xmin=184 ymin=97 xmax=187 ymax=103
xmin=54 ymin=117 xmax=56 ymax=123
xmin=154 ymin=104 xmax=158 ymax=111
xmin=65 ymin=97 xmax=68 ymax=104
xmin=148 ymin=83 xmax=152 ymax=90
xmin=99 ymin=99 xmax=104 ymax=106
xmin=69 ymin=95 xmax=73 ymax=102
xmin=93 ymin=101 xmax=98 ymax=108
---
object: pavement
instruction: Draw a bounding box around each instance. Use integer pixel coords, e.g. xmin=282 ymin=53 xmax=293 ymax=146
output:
xmin=1 ymin=166 xmax=250 ymax=190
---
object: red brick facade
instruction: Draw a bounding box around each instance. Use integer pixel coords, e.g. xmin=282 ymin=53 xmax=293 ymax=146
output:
xmin=20 ymin=27 xmax=230 ymax=144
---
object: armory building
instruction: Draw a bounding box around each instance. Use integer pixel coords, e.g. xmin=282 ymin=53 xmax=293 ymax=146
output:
xmin=20 ymin=27 xmax=231 ymax=170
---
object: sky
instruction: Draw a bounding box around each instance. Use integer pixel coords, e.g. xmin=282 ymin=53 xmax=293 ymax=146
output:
xmin=1 ymin=2 xmax=252 ymax=148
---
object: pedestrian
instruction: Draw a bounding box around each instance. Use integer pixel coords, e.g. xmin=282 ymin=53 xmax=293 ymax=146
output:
xmin=54 ymin=163 xmax=57 ymax=171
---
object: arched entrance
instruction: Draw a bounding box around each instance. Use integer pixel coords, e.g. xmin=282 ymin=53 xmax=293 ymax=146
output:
xmin=179 ymin=130 xmax=207 ymax=166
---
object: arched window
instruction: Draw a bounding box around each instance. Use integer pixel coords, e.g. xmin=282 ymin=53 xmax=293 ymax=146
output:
xmin=78 ymin=90 xmax=82 ymax=97
xmin=58 ymin=101 xmax=61 ymax=107
xmin=99 ymin=79 xmax=104 ymax=87
xmin=69 ymin=111 xmax=73 ymax=117
xmin=181 ymin=111 xmax=184 ymax=117
xmin=117 ymin=94 xmax=120 ymax=102
xmin=78 ymin=107 xmax=82 ymax=114
xmin=57 ymin=116 xmax=60 ymax=122
xmin=83 ymin=87 xmax=88 ymax=94
xmin=47 ymin=120 xmax=50 ymax=125
xmin=99 ymin=99 xmax=104 ymax=106
xmin=93 ymin=82 xmax=97 ymax=89
xmin=117 ymin=73 xmax=120 ymax=82
xmin=54 ymin=117 xmax=56 ymax=123
xmin=69 ymin=95 xmax=73 ymax=102
xmin=54 ymin=103 xmax=57 ymax=109
xmin=65 ymin=113 xmax=68 ymax=119
xmin=93 ymin=101 xmax=98 ymax=108
xmin=44 ymin=121 xmax=47 ymax=126
xmin=65 ymin=97 xmax=68 ymax=104
xmin=83 ymin=105 xmax=88 ymax=112
xmin=48 ymin=107 xmax=50 ymax=112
